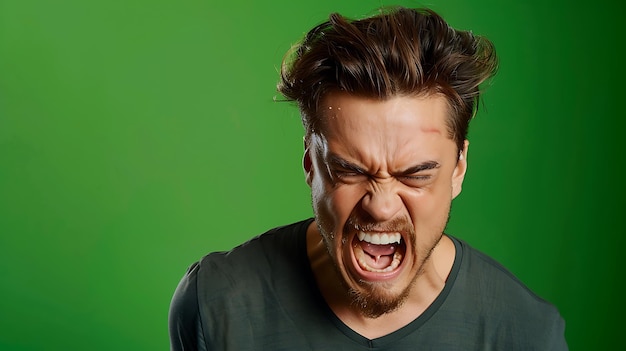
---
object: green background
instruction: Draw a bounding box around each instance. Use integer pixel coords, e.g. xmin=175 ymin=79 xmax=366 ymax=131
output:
xmin=0 ymin=0 xmax=623 ymax=349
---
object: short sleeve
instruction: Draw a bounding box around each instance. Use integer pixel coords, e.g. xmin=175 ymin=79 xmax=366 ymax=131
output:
xmin=168 ymin=262 xmax=206 ymax=351
xmin=545 ymin=308 xmax=569 ymax=350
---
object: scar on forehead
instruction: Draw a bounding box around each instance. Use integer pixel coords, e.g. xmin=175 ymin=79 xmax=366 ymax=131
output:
xmin=420 ymin=126 xmax=442 ymax=134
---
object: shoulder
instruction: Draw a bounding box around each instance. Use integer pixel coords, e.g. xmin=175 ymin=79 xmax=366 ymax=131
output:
xmin=168 ymin=219 xmax=313 ymax=350
xmin=198 ymin=219 xmax=312 ymax=288
xmin=183 ymin=219 xmax=312 ymax=299
xmin=447 ymin=237 xmax=568 ymax=349
xmin=168 ymin=260 xmax=203 ymax=350
xmin=456 ymin=238 xmax=556 ymax=309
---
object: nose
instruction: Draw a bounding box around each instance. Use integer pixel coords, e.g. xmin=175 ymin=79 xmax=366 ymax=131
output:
xmin=360 ymin=183 xmax=402 ymax=222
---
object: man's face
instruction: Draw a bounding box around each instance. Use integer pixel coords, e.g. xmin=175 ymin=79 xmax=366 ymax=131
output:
xmin=305 ymin=92 xmax=467 ymax=318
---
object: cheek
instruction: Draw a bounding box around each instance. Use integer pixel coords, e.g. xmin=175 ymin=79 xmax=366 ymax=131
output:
xmin=404 ymin=187 xmax=452 ymax=224
xmin=313 ymin=183 xmax=366 ymax=230
xmin=329 ymin=185 xmax=366 ymax=218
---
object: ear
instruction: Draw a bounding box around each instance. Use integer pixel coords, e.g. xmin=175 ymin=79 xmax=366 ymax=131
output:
xmin=303 ymin=138 xmax=313 ymax=187
xmin=451 ymin=140 xmax=469 ymax=199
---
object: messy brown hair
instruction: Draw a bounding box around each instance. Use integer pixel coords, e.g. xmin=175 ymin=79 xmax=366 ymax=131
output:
xmin=277 ymin=7 xmax=498 ymax=152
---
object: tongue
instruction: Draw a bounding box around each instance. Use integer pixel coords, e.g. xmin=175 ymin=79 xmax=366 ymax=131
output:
xmin=360 ymin=242 xmax=397 ymax=256
xmin=358 ymin=241 xmax=398 ymax=272
xmin=358 ymin=242 xmax=398 ymax=270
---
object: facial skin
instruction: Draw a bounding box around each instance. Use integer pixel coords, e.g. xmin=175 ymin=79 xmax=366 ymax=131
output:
xmin=304 ymin=92 xmax=468 ymax=323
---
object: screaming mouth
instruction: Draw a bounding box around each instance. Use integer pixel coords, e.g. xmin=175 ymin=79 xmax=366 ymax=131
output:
xmin=353 ymin=232 xmax=405 ymax=273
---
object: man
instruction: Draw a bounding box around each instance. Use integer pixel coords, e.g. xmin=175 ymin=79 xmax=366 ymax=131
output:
xmin=169 ymin=7 xmax=567 ymax=350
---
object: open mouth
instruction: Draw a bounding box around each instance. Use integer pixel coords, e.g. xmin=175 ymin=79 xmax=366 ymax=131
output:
xmin=352 ymin=231 xmax=406 ymax=274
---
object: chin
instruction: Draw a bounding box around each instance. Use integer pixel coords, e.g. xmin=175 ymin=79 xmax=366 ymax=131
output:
xmin=347 ymin=279 xmax=413 ymax=318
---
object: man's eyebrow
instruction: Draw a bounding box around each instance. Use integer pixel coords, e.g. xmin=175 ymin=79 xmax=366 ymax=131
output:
xmin=327 ymin=154 xmax=440 ymax=175
xmin=398 ymin=161 xmax=441 ymax=175
xmin=327 ymin=154 xmax=367 ymax=173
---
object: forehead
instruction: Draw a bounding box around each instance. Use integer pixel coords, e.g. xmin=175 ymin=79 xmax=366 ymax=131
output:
xmin=318 ymin=93 xmax=451 ymax=138
xmin=315 ymin=93 xmax=455 ymax=166
xmin=319 ymin=92 xmax=449 ymax=130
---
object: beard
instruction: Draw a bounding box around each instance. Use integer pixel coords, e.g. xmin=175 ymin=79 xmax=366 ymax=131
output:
xmin=316 ymin=209 xmax=449 ymax=319
xmin=347 ymin=278 xmax=413 ymax=318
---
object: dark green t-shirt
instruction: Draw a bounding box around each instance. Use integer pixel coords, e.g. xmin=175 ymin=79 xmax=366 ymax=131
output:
xmin=169 ymin=219 xmax=567 ymax=350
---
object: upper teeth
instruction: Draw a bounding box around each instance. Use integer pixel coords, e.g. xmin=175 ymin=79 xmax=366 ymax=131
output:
xmin=357 ymin=232 xmax=401 ymax=245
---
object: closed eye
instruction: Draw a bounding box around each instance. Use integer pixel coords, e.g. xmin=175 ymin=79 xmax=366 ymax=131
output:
xmin=332 ymin=169 xmax=369 ymax=183
xmin=327 ymin=154 xmax=369 ymax=183
xmin=335 ymin=170 xmax=363 ymax=177
xmin=397 ymin=174 xmax=432 ymax=187
xmin=395 ymin=161 xmax=439 ymax=186
xmin=400 ymin=174 xmax=431 ymax=181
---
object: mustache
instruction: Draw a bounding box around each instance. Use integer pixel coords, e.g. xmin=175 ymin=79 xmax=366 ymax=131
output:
xmin=344 ymin=214 xmax=414 ymax=234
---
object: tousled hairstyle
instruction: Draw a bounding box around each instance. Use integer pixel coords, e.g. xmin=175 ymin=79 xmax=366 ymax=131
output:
xmin=277 ymin=7 xmax=498 ymax=152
